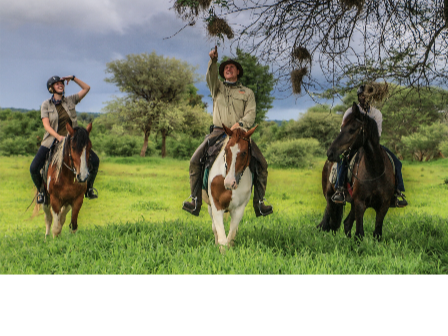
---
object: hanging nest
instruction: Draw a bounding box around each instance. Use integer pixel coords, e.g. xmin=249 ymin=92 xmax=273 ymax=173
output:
xmin=340 ymin=0 xmax=364 ymax=11
xmin=291 ymin=67 xmax=308 ymax=94
xmin=173 ymin=0 xmax=212 ymax=21
xmin=292 ymin=46 xmax=311 ymax=63
xmin=207 ymin=16 xmax=234 ymax=39
xmin=362 ymin=82 xmax=389 ymax=104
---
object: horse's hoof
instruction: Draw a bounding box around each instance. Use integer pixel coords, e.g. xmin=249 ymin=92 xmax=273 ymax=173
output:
xmin=219 ymin=245 xmax=228 ymax=255
xmin=70 ymin=229 xmax=77 ymax=234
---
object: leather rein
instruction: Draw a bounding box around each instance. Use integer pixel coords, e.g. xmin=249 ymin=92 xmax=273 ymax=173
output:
xmin=62 ymin=135 xmax=77 ymax=176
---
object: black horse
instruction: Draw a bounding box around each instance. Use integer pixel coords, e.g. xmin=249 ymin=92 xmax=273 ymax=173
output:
xmin=318 ymin=102 xmax=395 ymax=239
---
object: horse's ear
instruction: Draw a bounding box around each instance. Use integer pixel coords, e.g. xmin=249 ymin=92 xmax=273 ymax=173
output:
xmin=352 ymin=102 xmax=360 ymax=118
xmin=223 ymin=124 xmax=233 ymax=137
xmin=86 ymin=122 xmax=92 ymax=134
xmin=67 ymin=123 xmax=75 ymax=136
xmin=244 ymin=124 xmax=258 ymax=138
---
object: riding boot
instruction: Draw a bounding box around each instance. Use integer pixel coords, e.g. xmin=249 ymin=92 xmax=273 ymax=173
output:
xmin=182 ymin=165 xmax=203 ymax=216
xmin=85 ymin=150 xmax=99 ymax=200
xmin=30 ymin=172 xmax=45 ymax=204
xmin=331 ymin=188 xmax=346 ymax=204
xmin=251 ymin=142 xmax=273 ymax=217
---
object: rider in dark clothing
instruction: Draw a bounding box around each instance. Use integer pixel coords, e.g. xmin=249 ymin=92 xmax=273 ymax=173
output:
xmin=30 ymin=75 xmax=99 ymax=204
xmin=332 ymin=85 xmax=407 ymax=207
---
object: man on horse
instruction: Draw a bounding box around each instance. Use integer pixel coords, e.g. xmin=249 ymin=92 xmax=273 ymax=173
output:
xmin=331 ymin=85 xmax=408 ymax=207
xmin=182 ymin=47 xmax=273 ymax=217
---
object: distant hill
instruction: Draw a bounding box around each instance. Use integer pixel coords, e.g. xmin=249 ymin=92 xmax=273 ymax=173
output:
xmin=266 ymin=119 xmax=284 ymax=126
xmin=1 ymin=107 xmax=102 ymax=119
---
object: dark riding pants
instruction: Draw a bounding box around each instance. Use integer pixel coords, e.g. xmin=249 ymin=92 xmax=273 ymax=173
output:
xmin=335 ymin=146 xmax=405 ymax=192
xmin=30 ymin=145 xmax=99 ymax=191
xmin=189 ymin=128 xmax=269 ymax=213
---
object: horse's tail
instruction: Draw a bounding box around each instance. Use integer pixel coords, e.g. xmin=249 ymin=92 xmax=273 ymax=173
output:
xmin=25 ymin=188 xmax=41 ymax=218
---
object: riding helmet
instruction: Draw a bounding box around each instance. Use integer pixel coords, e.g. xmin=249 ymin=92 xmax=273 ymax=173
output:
xmin=47 ymin=76 xmax=63 ymax=93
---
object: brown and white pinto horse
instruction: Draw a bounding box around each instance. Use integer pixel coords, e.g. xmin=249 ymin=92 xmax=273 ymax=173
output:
xmin=43 ymin=123 xmax=92 ymax=237
xmin=203 ymin=124 xmax=257 ymax=248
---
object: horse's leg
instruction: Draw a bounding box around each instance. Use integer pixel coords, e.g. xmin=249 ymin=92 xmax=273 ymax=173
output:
xmin=343 ymin=205 xmax=355 ymax=238
xmin=373 ymin=202 xmax=390 ymax=240
xmin=227 ymin=205 xmax=245 ymax=247
xmin=208 ymin=205 xmax=218 ymax=245
xmin=211 ymin=206 xmax=226 ymax=250
xmin=43 ymin=204 xmax=53 ymax=239
xmin=317 ymin=203 xmax=331 ymax=231
xmin=50 ymin=197 xmax=63 ymax=237
xmin=354 ymin=200 xmax=366 ymax=240
xmin=69 ymin=195 xmax=84 ymax=233
xmin=60 ymin=205 xmax=71 ymax=227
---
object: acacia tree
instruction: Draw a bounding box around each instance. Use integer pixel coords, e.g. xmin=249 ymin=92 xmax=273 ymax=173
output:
xmin=172 ymin=0 xmax=448 ymax=99
xmin=105 ymin=52 xmax=199 ymax=156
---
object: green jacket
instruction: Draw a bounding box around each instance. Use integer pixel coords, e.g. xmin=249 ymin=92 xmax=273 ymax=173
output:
xmin=206 ymin=59 xmax=256 ymax=129
xmin=40 ymin=94 xmax=79 ymax=148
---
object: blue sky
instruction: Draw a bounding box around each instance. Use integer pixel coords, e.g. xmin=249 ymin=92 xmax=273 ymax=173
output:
xmin=0 ymin=0 xmax=329 ymax=120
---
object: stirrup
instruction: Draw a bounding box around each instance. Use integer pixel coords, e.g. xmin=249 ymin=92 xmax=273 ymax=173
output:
xmin=331 ymin=190 xmax=346 ymax=204
xmin=182 ymin=195 xmax=198 ymax=211
xmin=37 ymin=192 xmax=45 ymax=204
xmin=86 ymin=187 xmax=98 ymax=199
xmin=258 ymin=198 xmax=273 ymax=216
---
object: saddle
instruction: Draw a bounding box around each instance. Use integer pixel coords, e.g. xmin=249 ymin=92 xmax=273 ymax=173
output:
xmin=202 ymin=134 xmax=228 ymax=192
xmin=329 ymin=150 xmax=395 ymax=185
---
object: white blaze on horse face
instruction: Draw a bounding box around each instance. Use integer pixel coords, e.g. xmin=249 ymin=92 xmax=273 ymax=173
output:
xmin=79 ymin=147 xmax=89 ymax=182
xmin=224 ymin=143 xmax=240 ymax=190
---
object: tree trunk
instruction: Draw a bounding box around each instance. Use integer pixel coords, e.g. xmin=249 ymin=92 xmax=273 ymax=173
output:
xmin=161 ymin=129 xmax=166 ymax=158
xmin=140 ymin=129 xmax=151 ymax=157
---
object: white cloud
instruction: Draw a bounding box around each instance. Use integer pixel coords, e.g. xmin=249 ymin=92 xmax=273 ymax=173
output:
xmin=0 ymin=0 xmax=172 ymax=34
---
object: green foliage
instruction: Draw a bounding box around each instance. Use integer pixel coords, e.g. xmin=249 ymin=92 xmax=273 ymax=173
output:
xmin=166 ymin=133 xmax=204 ymax=160
xmin=0 ymin=109 xmax=44 ymax=156
xmin=265 ymin=138 xmax=321 ymax=168
xmin=220 ymin=48 xmax=276 ymax=124
xmin=440 ymin=140 xmax=448 ymax=158
xmin=92 ymin=134 xmax=151 ymax=157
xmin=401 ymin=123 xmax=448 ymax=161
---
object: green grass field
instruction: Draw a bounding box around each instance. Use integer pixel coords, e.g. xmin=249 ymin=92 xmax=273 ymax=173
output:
xmin=1 ymin=155 xmax=447 ymax=274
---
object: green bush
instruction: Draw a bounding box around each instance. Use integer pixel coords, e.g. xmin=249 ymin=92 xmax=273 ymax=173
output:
xmin=440 ymin=140 xmax=448 ymax=158
xmin=265 ymin=138 xmax=321 ymax=168
xmin=91 ymin=134 xmax=148 ymax=157
xmin=166 ymin=134 xmax=203 ymax=159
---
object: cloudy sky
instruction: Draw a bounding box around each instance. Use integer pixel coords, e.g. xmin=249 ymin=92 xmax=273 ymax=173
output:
xmin=0 ymin=0 xmax=322 ymax=120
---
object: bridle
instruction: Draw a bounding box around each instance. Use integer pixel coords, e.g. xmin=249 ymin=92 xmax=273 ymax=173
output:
xmin=224 ymin=135 xmax=251 ymax=185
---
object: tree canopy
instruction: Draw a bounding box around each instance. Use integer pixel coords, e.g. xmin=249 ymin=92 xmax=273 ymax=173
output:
xmin=172 ymin=0 xmax=448 ymax=99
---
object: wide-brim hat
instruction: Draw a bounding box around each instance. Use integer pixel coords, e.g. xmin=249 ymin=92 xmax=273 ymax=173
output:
xmin=219 ymin=59 xmax=243 ymax=79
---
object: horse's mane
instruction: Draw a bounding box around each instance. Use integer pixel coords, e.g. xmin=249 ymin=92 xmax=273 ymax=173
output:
xmin=51 ymin=137 xmax=66 ymax=182
xmin=72 ymin=127 xmax=90 ymax=152
xmin=231 ymin=128 xmax=249 ymax=141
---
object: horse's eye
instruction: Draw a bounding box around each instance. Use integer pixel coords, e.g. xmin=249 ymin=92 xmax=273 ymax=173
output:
xmin=241 ymin=152 xmax=246 ymax=157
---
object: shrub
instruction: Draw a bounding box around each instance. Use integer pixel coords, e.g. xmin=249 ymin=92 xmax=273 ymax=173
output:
xmin=440 ymin=140 xmax=448 ymax=158
xmin=166 ymin=134 xmax=203 ymax=159
xmin=265 ymin=138 xmax=321 ymax=168
xmin=91 ymin=134 xmax=147 ymax=157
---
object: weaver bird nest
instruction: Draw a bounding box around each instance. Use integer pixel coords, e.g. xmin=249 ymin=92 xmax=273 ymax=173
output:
xmin=291 ymin=67 xmax=308 ymax=94
xmin=207 ymin=16 xmax=234 ymax=40
xmin=173 ymin=0 xmax=212 ymax=21
xmin=362 ymin=82 xmax=389 ymax=104
xmin=340 ymin=0 xmax=364 ymax=11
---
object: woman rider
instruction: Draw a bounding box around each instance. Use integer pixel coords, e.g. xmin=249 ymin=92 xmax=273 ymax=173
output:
xmin=30 ymin=75 xmax=99 ymax=204
xmin=332 ymin=85 xmax=407 ymax=207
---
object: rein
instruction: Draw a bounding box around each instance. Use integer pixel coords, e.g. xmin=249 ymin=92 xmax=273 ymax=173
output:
xmin=62 ymin=135 xmax=77 ymax=176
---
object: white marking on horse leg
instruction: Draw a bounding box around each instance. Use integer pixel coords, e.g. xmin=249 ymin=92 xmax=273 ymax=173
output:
xmin=224 ymin=144 xmax=240 ymax=190
xmin=43 ymin=204 xmax=52 ymax=238
xmin=47 ymin=176 xmax=51 ymax=192
xmin=51 ymin=208 xmax=62 ymax=237
xmin=79 ymin=147 xmax=89 ymax=182
xmin=211 ymin=204 xmax=226 ymax=246
xmin=208 ymin=205 xmax=218 ymax=245
xmin=227 ymin=205 xmax=245 ymax=246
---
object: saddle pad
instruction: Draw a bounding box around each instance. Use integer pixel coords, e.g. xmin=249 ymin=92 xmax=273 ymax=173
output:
xmin=329 ymin=151 xmax=395 ymax=184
